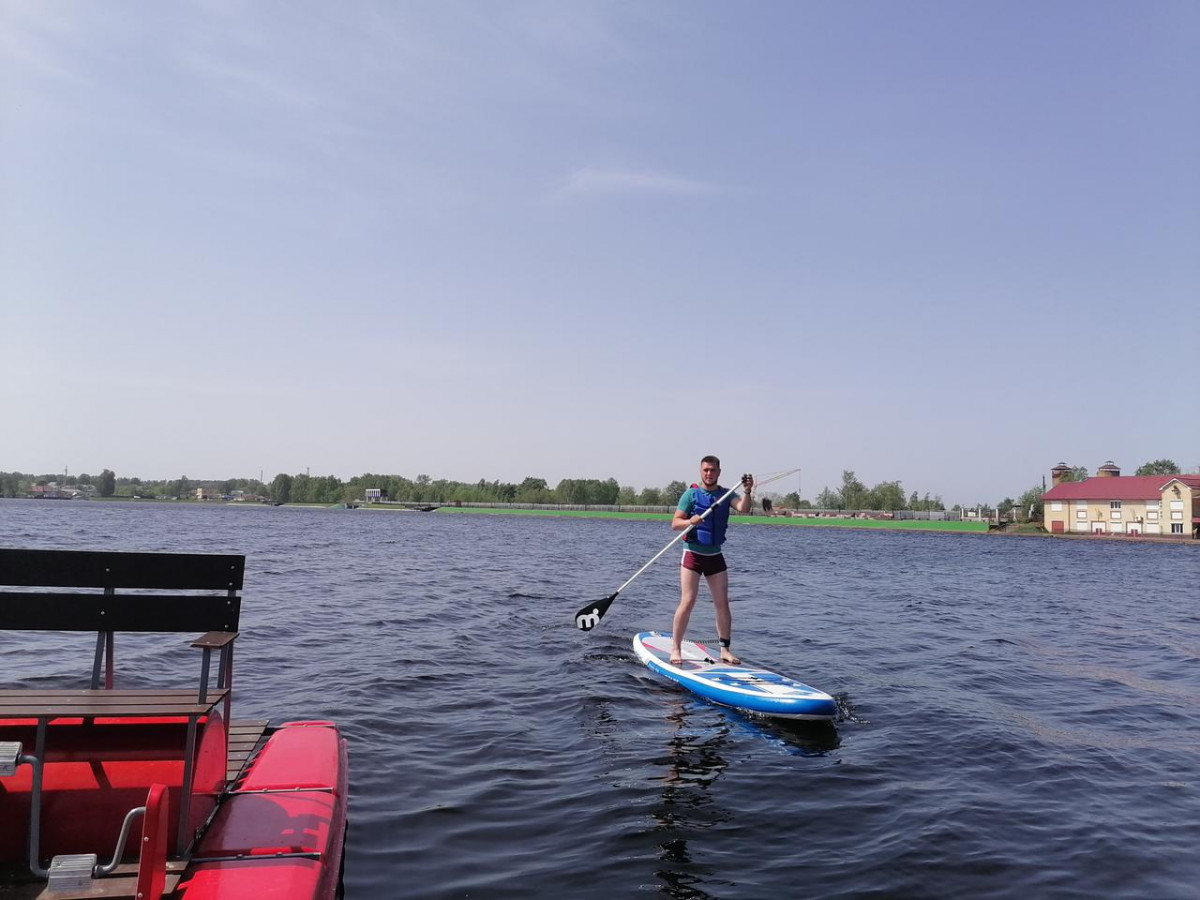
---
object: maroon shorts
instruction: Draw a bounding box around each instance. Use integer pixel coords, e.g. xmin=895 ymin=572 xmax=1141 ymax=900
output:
xmin=681 ymin=551 xmax=727 ymax=576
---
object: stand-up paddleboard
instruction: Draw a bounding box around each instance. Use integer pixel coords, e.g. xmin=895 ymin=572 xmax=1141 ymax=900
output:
xmin=633 ymin=631 xmax=837 ymax=721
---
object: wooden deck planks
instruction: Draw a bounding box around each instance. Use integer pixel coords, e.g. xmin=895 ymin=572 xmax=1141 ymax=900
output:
xmin=226 ymin=718 xmax=270 ymax=784
xmin=0 ymin=863 xmax=185 ymax=900
xmin=0 ymin=689 xmax=228 ymax=720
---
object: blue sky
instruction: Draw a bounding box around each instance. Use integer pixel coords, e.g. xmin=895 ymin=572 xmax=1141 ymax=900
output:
xmin=3 ymin=1 xmax=1197 ymax=504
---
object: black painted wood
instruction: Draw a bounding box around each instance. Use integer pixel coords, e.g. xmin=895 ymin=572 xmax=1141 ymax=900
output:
xmin=0 ymin=592 xmax=240 ymax=632
xmin=0 ymin=549 xmax=244 ymax=633
xmin=0 ymin=549 xmax=244 ymax=591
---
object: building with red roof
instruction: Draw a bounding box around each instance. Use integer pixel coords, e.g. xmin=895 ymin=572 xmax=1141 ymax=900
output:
xmin=1041 ymin=461 xmax=1200 ymax=538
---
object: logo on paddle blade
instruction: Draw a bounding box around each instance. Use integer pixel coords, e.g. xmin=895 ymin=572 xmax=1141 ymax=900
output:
xmin=576 ymin=609 xmax=601 ymax=630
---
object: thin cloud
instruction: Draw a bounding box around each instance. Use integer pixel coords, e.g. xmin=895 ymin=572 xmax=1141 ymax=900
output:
xmin=555 ymin=166 xmax=725 ymax=200
xmin=176 ymin=48 xmax=318 ymax=110
xmin=0 ymin=2 xmax=90 ymax=84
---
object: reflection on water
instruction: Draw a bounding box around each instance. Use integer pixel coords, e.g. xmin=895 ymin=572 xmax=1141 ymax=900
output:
xmin=713 ymin=697 xmax=846 ymax=757
xmin=652 ymin=703 xmax=731 ymax=899
xmin=650 ymin=699 xmax=840 ymax=897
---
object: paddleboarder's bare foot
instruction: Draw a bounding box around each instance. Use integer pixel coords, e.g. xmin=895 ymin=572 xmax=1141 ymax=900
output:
xmin=720 ymin=649 xmax=741 ymax=665
xmin=670 ymin=654 xmax=683 ymax=665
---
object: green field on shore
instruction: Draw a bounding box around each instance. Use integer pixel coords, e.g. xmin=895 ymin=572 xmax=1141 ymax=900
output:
xmin=416 ymin=506 xmax=991 ymax=533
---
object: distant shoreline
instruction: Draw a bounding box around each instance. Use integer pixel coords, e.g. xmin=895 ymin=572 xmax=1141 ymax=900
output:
xmin=6 ymin=498 xmax=1195 ymax=544
xmin=422 ymin=505 xmax=992 ymax=533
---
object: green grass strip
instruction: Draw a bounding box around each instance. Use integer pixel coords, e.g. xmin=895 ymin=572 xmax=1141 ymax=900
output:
xmin=425 ymin=506 xmax=989 ymax=531
xmin=750 ymin=516 xmax=989 ymax=532
xmin=430 ymin=506 xmax=668 ymax=520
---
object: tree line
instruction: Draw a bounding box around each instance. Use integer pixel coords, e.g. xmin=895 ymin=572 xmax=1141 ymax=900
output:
xmin=808 ymin=470 xmax=945 ymax=512
xmin=2 ymin=467 xmax=943 ymax=510
xmin=268 ymin=473 xmax=697 ymax=506
xmin=2 ymin=469 xmax=120 ymax=498
xmin=0 ymin=469 xmax=689 ymax=506
xmin=2 ymin=458 xmax=1184 ymax=512
xmin=0 ymin=470 xmax=269 ymax=502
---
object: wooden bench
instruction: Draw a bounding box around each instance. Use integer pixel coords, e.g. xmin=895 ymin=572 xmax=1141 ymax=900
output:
xmin=0 ymin=549 xmax=244 ymax=877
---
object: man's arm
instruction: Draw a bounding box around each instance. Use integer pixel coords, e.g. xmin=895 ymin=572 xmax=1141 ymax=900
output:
xmin=672 ymin=489 xmax=697 ymax=532
xmin=673 ymin=508 xmax=700 ymax=532
xmin=732 ymin=476 xmax=754 ymax=514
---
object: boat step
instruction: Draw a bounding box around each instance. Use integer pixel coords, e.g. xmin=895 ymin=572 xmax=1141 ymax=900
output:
xmin=47 ymin=855 xmax=96 ymax=892
xmin=0 ymin=741 xmax=20 ymax=776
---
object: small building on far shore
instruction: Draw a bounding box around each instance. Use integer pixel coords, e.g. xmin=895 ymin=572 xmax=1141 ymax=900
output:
xmin=1041 ymin=461 xmax=1200 ymax=537
xmin=28 ymin=483 xmax=70 ymax=500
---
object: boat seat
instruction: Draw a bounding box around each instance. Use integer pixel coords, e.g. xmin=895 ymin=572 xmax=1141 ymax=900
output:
xmin=0 ymin=689 xmax=230 ymax=723
xmin=0 ymin=549 xmax=245 ymax=871
xmin=0 ymin=690 xmax=229 ymax=867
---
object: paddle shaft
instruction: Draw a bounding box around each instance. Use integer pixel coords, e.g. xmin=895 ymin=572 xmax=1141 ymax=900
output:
xmin=611 ymin=481 xmax=742 ymax=598
xmin=573 ymin=467 xmax=800 ymax=630
xmin=617 ymin=466 xmax=799 ymax=595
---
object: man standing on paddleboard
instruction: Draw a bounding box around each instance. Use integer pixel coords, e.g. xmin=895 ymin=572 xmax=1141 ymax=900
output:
xmin=671 ymin=455 xmax=754 ymax=665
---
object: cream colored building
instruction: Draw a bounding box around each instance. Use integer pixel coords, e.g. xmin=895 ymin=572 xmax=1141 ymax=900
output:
xmin=1041 ymin=461 xmax=1200 ymax=538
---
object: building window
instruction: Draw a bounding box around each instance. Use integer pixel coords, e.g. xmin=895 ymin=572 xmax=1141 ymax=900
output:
xmin=1170 ymin=500 xmax=1184 ymax=510
xmin=1171 ymin=523 xmax=1184 ymax=535
xmin=1076 ymin=510 xmax=1087 ymax=519
xmin=1110 ymin=500 xmax=1122 ymax=509
xmin=1148 ymin=511 xmax=1159 ymax=520
xmin=1051 ymin=502 xmax=1063 ymax=511
xmin=1172 ymin=511 xmax=1184 ymax=520
xmin=1146 ymin=500 xmax=1160 ymax=509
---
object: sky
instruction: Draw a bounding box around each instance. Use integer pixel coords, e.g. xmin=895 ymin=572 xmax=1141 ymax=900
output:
xmin=2 ymin=1 xmax=1197 ymax=505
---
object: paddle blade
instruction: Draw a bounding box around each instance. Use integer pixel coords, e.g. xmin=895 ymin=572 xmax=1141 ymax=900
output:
xmin=574 ymin=593 xmax=617 ymax=631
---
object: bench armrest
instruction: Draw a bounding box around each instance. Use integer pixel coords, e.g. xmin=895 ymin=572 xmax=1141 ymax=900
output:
xmin=190 ymin=631 xmax=239 ymax=650
xmin=188 ymin=632 xmax=238 ymax=704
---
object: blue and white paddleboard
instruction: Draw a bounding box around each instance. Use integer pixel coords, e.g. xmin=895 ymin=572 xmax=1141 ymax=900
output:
xmin=633 ymin=631 xmax=837 ymax=721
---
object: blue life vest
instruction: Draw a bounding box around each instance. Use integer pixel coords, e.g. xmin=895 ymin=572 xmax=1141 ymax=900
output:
xmin=688 ymin=484 xmax=730 ymax=546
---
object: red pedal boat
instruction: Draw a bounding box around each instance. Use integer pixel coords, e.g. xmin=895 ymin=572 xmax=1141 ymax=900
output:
xmin=0 ymin=549 xmax=349 ymax=900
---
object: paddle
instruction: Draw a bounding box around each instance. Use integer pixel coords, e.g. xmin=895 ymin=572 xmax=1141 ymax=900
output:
xmin=573 ymin=481 xmax=743 ymax=631
xmin=573 ymin=466 xmax=801 ymax=631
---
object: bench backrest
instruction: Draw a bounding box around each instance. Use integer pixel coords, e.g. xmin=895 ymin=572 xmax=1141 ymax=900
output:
xmin=0 ymin=549 xmax=243 ymax=633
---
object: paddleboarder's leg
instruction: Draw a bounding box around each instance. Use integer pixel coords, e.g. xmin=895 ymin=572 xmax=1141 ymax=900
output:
xmin=708 ymin=570 xmax=740 ymax=664
xmin=673 ymin=565 xmax=702 ymax=663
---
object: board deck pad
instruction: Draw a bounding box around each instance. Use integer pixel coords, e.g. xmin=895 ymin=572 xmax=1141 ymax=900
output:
xmin=634 ymin=631 xmax=837 ymax=721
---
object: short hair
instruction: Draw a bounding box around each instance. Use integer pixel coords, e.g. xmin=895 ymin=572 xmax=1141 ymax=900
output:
xmin=700 ymin=455 xmax=721 ymax=468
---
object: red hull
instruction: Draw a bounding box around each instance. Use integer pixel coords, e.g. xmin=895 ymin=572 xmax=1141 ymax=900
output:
xmin=0 ymin=548 xmax=349 ymax=899
xmin=178 ymin=722 xmax=349 ymax=900
xmin=0 ymin=719 xmax=348 ymax=899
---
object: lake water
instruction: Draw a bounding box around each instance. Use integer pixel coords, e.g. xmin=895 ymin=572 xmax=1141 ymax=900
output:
xmin=2 ymin=500 xmax=1199 ymax=898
